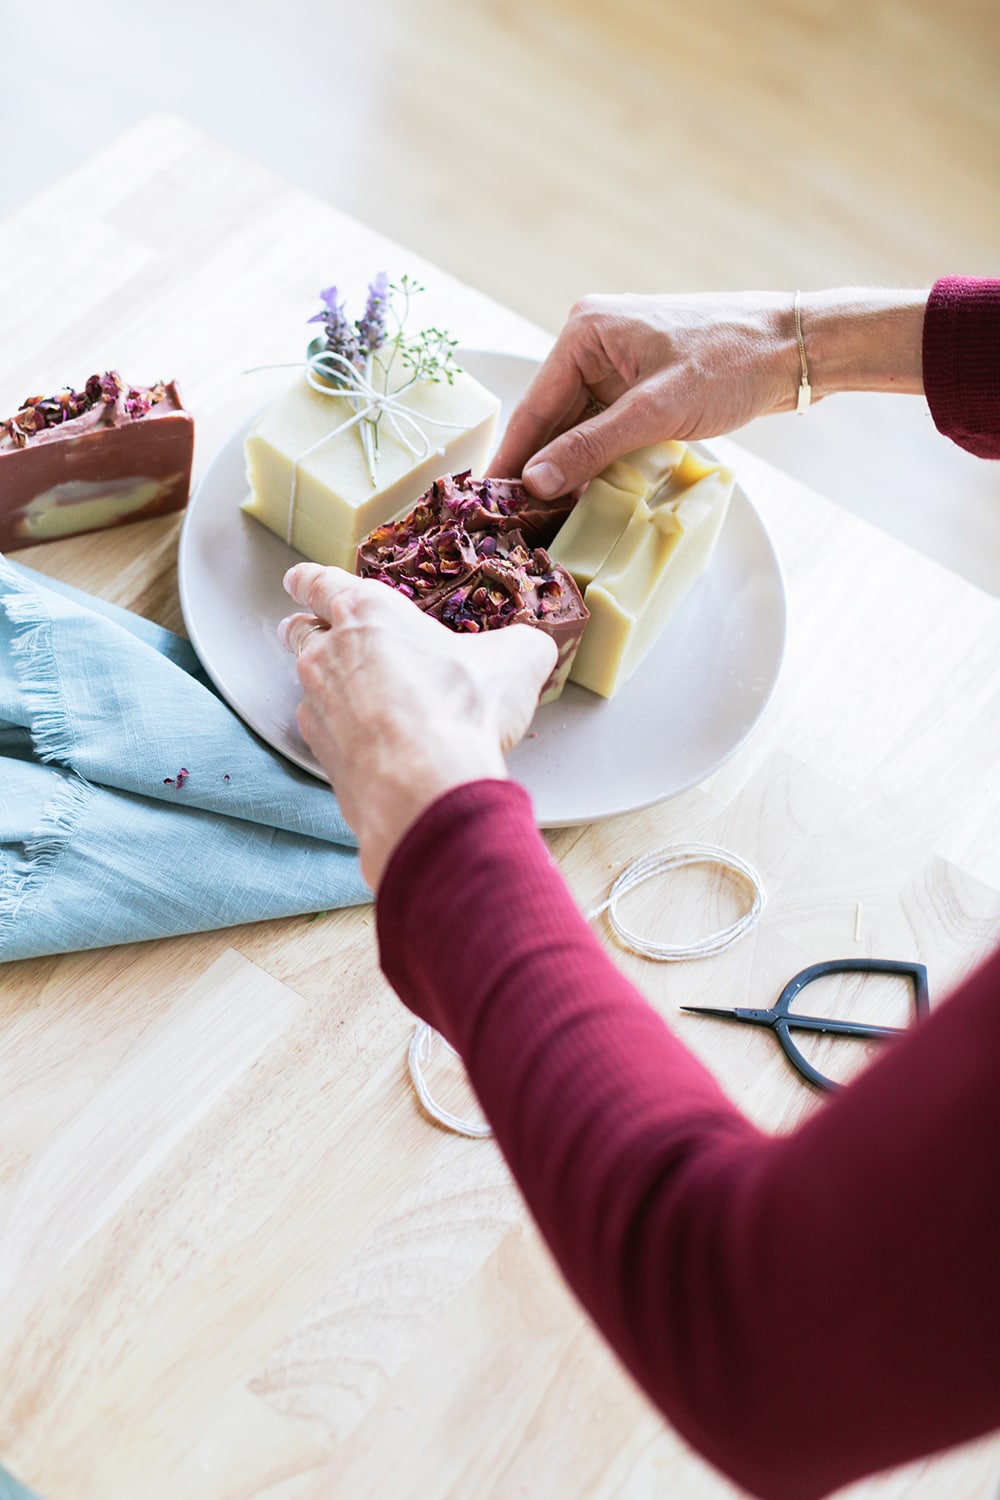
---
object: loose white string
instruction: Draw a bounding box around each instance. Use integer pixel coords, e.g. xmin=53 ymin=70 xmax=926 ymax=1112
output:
xmin=408 ymin=844 xmax=764 ymax=1139
xmin=407 ymin=1021 xmax=492 ymax=1138
xmin=587 ymin=843 xmax=765 ymax=961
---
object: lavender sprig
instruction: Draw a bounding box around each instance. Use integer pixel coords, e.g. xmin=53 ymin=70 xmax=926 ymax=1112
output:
xmin=306 ymin=273 xmax=460 ymax=485
xmin=308 ymin=281 xmax=375 ymax=474
xmin=307 ymin=285 xmax=361 ymax=370
xmin=357 ymin=270 xmax=390 ymax=358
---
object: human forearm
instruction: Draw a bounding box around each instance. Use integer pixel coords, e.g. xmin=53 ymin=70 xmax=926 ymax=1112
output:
xmin=796 ymin=286 xmax=927 ymax=398
xmin=378 ymin=780 xmax=1000 ymax=1500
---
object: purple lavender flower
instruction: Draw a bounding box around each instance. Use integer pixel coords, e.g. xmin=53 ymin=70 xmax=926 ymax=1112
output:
xmin=308 ymin=285 xmax=360 ymax=368
xmin=357 ymin=270 xmax=390 ymax=357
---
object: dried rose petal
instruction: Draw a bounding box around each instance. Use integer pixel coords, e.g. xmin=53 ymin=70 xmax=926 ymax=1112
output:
xmin=99 ymin=371 xmax=123 ymax=403
xmin=125 ymin=388 xmax=154 ymax=419
xmin=356 ymin=473 xmax=588 ymax=699
xmin=4 ymin=370 xmax=170 ymax=442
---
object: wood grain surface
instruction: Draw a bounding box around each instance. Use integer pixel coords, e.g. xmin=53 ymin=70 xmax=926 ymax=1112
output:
xmin=1 ymin=117 xmax=999 ymax=1499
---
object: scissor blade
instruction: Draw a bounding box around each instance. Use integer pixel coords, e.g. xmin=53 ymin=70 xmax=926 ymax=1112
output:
xmin=777 ymin=1013 xmax=909 ymax=1039
xmin=680 ymin=1005 xmax=771 ymax=1024
xmin=681 ymin=1006 xmax=909 ymax=1039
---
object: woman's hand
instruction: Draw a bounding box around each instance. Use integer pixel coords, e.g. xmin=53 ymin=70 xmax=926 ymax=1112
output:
xmin=278 ymin=565 xmax=556 ymax=891
xmin=490 ymin=291 xmax=798 ymax=496
xmin=490 ymin=288 xmax=927 ymax=498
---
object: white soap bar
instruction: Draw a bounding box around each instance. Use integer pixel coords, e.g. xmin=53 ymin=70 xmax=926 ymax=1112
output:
xmin=242 ymin=355 xmax=501 ymax=568
xmin=562 ymin=445 xmax=734 ymax=699
xmin=548 ymin=440 xmax=687 ymax=589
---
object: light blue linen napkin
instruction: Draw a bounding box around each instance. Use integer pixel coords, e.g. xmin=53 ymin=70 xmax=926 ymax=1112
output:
xmin=0 ymin=556 xmax=369 ymax=964
xmin=0 ymin=1466 xmax=40 ymax=1500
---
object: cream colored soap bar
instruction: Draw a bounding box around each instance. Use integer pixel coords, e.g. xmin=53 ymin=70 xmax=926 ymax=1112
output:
xmin=242 ymin=358 xmax=501 ymax=568
xmin=548 ymin=440 xmax=687 ymax=588
xmin=552 ymin=443 xmax=734 ymax=699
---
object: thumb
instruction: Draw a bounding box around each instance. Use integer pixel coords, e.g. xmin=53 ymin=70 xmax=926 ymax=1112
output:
xmin=521 ymin=388 xmax=667 ymax=497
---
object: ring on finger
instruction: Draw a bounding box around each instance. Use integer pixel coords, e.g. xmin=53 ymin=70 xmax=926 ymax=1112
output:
xmin=296 ymin=621 xmax=327 ymax=656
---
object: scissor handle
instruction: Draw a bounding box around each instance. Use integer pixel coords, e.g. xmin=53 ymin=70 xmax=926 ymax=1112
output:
xmin=774 ymin=958 xmax=930 ymax=1091
xmin=773 ymin=1021 xmax=837 ymax=1091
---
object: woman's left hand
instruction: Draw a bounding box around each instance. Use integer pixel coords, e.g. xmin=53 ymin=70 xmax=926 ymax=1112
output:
xmin=278 ymin=564 xmax=555 ymax=890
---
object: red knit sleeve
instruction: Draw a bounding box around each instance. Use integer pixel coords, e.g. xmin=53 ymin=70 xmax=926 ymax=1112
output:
xmin=377 ymin=779 xmax=1000 ymax=1500
xmin=923 ymin=276 xmax=1000 ymax=458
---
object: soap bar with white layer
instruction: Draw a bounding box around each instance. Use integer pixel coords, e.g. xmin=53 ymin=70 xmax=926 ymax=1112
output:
xmin=242 ymin=357 xmax=501 ymax=569
xmin=551 ymin=443 xmax=734 ymax=699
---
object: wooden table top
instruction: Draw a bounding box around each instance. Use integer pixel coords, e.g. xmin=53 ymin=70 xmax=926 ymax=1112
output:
xmin=2 ymin=116 xmax=999 ymax=1500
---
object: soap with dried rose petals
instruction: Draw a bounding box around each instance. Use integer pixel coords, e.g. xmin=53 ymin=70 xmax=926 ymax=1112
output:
xmin=356 ymin=472 xmax=588 ymax=704
xmin=0 ymin=373 xmax=193 ymax=549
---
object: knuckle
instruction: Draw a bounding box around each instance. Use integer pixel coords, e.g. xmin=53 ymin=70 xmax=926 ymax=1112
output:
xmin=625 ymin=385 xmax=658 ymax=428
xmin=348 ymin=583 xmax=386 ymax=627
xmin=302 ymin=567 xmax=331 ymax=615
xmin=570 ymin=293 xmax=605 ymax=324
xmin=296 ymin=652 xmax=322 ymax=689
xmin=564 ymin=420 xmax=608 ymax=471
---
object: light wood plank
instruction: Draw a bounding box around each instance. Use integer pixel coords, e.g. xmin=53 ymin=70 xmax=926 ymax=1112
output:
xmin=1 ymin=116 xmax=999 ymax=1500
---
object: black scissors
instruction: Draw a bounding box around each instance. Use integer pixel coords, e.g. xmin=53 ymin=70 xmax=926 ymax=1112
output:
xmin=681 ymin=957 xmax=930 ymax=1091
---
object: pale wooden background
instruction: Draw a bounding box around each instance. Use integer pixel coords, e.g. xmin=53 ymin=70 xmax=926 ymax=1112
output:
xmin=2 ymin=0 xmax=1000 ymax=587
xmin=1 ymin=114 xmax=1000 ymax=1500
xmin=2 ymin=5 xmax=1000 ymax=1499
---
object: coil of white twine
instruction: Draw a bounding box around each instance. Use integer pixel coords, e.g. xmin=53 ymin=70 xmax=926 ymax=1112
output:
xmin=407 ymin=1021 xmax=492 ymax=1138
xmin=408 ymin=844 xmax=764 ymax=1137
xmin=587 ymin=843 xmax=765 ymax=960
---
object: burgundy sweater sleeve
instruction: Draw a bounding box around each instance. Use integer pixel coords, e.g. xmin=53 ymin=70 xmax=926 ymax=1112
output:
xmin=377 ymin=779 xmax=1000 ymax=1500
xmin=923 ymin=276 xmax=1000 ymax=458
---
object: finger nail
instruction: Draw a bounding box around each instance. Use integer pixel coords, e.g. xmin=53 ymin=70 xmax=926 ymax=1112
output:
xmin=523 ymin=459 xmax=564 ymax=498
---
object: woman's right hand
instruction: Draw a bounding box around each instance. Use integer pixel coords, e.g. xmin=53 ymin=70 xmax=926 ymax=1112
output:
xmin=490 ymin=291 xmax=801 ymax=497
xmin=490 ymin=288 xmax=927 ymax=499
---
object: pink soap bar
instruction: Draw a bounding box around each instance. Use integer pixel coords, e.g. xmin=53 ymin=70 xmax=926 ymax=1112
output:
xmin=0 ymin=372 xmax=194 ymax=550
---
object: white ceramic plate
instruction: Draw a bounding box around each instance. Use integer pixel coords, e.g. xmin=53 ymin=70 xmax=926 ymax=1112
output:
xmin=178 ymin=350 xmax=786 ymax=827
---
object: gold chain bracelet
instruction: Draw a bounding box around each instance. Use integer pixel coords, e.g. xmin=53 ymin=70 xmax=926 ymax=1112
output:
xmin=794 ymin=290 xmax=812 ymax=414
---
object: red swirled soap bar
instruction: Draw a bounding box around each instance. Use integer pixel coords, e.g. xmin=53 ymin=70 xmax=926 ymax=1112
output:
xmin=356 ymin=472 xmax=588 ymax=703
xmin=0 ymin=372 xmax=194 ymax=550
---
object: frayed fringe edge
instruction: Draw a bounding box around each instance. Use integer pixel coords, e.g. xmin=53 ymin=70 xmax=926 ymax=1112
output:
xmin=2 ymin=591 xmax=76 ymax=766
xmin=0 ymin=773 xmax=98 ymax=957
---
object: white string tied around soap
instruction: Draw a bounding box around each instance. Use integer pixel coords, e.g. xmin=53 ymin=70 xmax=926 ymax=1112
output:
xmin=245 ymin=349 xmax=473 ymax=541
xmin=408 ymin=843 xmax=765 ymax=1139
xmin=247 ymin=348 xmax=474 ymax=545
xmin=587 ymin=843 xmax=765 ymax=961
